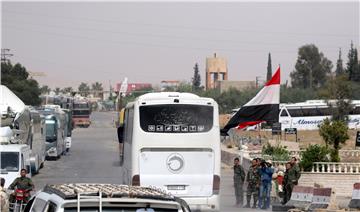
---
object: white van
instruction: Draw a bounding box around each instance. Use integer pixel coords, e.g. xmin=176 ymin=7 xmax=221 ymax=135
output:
xmin=0 ymin=129 xmax=32 ymax=187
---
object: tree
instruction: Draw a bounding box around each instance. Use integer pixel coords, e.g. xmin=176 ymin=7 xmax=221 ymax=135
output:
xmin=1 ymin=61 xmax=41 ymax=105
xmin=91 ymin=82 xmax=103 ymax=98
xmin=78 ymin=82 xmax=90 ymax=97
xmin=335 ymin=48 xmax=344 ymax=76
xmin=54 ymin=87 xmax=61 ymax=95
xmin=192 ymin=63 xmax=201 ymax=91
xmin=40 ymin=85 xmax=51 ymax=95
xmin=290 ymin=44 xmax=333 ymax=89
xmin=300 ymin=144 xmax=330 ymax=171
xmin=346 ymin=41 xmax=360 ymax=81
xmin=319 ymin=118 xmax=349 ymax=162
xmin=62 ymin=87 xmax=73 ymax=94
xmin=266 ymin=53 xmax=272 ymax=81
xmin=318 ymin=75 xmax=352 ymax=122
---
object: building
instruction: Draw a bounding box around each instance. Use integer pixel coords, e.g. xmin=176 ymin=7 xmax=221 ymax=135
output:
xmin=160 ymin=80 xmax=180 ymax=91
xmin=216 ymin=80 xmax=256 ymax=93
xmin=205 ymin=53 xmax=228 ymax=90
xmin=115 ymin=83 xmax=152 ymax=95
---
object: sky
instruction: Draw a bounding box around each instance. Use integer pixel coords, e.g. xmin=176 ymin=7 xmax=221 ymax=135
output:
xmin=1 ymin=1 xmax=359 ymax=89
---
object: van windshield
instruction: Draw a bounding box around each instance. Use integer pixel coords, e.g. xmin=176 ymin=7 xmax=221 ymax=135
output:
xmin=1 ymin=152 xmax=19 ymax=172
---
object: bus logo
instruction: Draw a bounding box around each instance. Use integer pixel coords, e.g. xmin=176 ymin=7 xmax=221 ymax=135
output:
xmin=166 ymin=153 xmax=185 ymax=174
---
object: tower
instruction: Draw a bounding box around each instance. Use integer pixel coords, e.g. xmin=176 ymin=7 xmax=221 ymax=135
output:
xmin=205 ymin=53 xmax=228 ymax=90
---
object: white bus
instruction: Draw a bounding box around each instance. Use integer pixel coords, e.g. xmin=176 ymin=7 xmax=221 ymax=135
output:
xmin=118 ymin=92 xmax=221 ymax=211
xmin=279 ymin=100 xmax=360 ymax=130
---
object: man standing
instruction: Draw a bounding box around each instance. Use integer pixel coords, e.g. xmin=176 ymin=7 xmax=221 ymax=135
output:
xmin=0 ymin=178 xmax=9 ymax=212
xmin=282 ymin=162 xmax=296 ymax=204
xmin=290 ymin=157 xmax=301 ymax=183
xmin=233 ymin=157 xmax=245 ymax=207
xmin=245 ymin=159 xmax=260 ymax=208
xmin=258 ymin=160 xmax=274 ymax=209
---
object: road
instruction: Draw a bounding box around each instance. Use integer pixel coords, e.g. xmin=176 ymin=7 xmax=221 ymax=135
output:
xmin=32 ymin=112 xmax=263 ymax=212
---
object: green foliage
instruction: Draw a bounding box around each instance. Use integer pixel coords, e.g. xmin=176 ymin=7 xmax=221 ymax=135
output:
xmin=1 ymin=61 xmax=41 ymax=106
xmin=267 ymin=53 xmax=272 ymax=81
xmin=319 ymin=118 xmax=349 ymax=161
xmin=78 ymin=82 xmax=90 ymax=97
xmin=262 ymin=142 xmax=290 ymax=161
xmin=192 ymin=63 xmax=201 ymax=91
xmin=317 ymin=75 xmax=352 ymax=122
xmin=40 ymin=85 xmax=51 ymax=95
xmin=300 ymin=144 xmax=330 ymax=171
xmin=54 ymin=87 xmax=61 ymax=95
xmin=61 ymin=87 xmax=73 ymax=94
xmin=280 ymin=86 xmax=317 ymax=103
xmin=335 ymin=48 xmax=344 ymax=76
xmin=346 ymin=41 xmax=360 ymax=82
xmin=290 ymin=44 xmax=333 ymax=89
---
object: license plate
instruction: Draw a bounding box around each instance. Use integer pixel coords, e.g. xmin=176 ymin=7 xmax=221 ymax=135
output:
xmin=167 ymin=185 xmax=185 ymax=190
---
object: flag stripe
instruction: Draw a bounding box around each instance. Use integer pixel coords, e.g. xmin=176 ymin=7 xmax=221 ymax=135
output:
xmin=224 ymin=104 xmax=279 ymax=130
xmin=244 ymin=84 xmax=280 ymax=106
xmin=265 ymin=67 xmax=280 ymax=86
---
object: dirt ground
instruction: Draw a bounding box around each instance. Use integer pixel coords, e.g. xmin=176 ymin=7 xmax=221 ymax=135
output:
xmin=219 ymin=114 xmax=358 ymax=150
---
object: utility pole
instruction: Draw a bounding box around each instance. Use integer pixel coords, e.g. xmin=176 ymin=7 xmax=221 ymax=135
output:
xmin=1 ymin=49 xmax=13 ymax=62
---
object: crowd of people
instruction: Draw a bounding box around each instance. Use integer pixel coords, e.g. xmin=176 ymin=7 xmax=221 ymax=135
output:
xmin=233 ymin=156 xmax=301 ymax=209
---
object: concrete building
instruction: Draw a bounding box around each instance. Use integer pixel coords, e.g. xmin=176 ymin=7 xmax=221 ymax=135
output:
xmin=205 ymin=53 xmax=228 ymax=90
xmin=216 ymin=80 xmax=256 ymax=93
xmin=160 ymin=80 xmax=180 ymax=91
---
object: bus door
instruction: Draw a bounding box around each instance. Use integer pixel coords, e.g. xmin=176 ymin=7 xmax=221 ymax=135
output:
xmin=279 ymin=107 xmax=292 ymax=129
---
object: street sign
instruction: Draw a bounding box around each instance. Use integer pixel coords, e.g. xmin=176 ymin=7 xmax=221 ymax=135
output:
xmin=272 ymin=122 xmax=281 ymax=135
xmin=285 ymin=128 xmax=297 ymax=134
xmin=356 ymin=131 xmax=360 ymax=147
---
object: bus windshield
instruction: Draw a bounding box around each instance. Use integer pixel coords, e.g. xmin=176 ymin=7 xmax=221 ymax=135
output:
xmin=46 ymin=123 xmax=57 ymax=141
xmin=139 ymin=104 xmax=213 ymax=133
xmin=1 ymin=152 xmax=19 ymax=172
xmin=73 ymin=110 xmax=90 ymax=116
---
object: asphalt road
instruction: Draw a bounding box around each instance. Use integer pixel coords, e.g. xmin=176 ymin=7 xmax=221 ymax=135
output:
xmin=32 ymin=111 xmax=264 ymax=212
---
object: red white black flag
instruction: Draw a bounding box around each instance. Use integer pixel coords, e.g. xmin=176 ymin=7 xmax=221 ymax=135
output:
xmin=221 ymin=67 xmax=280 ymax=135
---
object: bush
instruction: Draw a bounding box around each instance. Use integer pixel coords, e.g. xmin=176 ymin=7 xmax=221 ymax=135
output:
xmin=300 ymin=144 xmax=330 ymax=171
xmin=262 ymin=142 xmax=290 ymax=161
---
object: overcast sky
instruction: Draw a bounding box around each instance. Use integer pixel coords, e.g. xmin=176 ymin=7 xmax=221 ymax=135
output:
xmin=1 ymin=1 xmax=359 ymax=89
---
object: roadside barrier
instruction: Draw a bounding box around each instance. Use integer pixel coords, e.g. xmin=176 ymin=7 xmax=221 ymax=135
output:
xmin=308 ymin=187 xmax=332 ymax=211
xmin=286 ymin=186 xmax=314 ymax=210
xmin=349 ymin=182 xmax=360 ymax=209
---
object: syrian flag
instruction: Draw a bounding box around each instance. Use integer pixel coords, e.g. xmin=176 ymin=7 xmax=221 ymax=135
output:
xmin=221 ymin=67 xmax=280 ymax=136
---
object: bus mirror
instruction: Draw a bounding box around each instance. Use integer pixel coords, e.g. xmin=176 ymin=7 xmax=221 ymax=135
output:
xmin=117 ymin=126 xmax=124 ymax=143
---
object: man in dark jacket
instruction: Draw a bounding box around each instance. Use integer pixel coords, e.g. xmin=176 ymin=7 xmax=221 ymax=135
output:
xmin=233 ymin=157 xmax=246 ymax=207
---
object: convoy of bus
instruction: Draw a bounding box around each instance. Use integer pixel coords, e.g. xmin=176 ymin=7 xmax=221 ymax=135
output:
xmin=118 ymin=92 xmax=221 ymax=211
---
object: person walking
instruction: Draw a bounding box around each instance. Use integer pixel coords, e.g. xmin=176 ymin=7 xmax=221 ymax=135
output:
xmin=0 ymin=178 xmax=9 ymax=212
xmin=258 ymin=160 xmax=274 ymax=209
xmin=245 ymin=159 xmax=260 ymax=208
xmin=233 ymin=157 xmax=246 ymax=207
